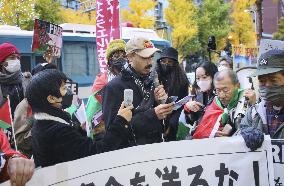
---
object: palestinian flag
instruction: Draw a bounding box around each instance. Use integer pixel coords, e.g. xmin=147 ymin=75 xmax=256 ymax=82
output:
xmin=0 ymin=98 xmax=12 ymax=129
xmin=176 ymin=110 xmax=192 ymax=140
xmin=86 ymin=92 xmax=102 ymax=124
xmin=192 ymin=97 xmax=223 ymax=139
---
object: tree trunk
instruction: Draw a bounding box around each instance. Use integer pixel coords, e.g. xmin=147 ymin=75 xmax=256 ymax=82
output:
xmin=255 ymin=0 xmax=263 ymax=45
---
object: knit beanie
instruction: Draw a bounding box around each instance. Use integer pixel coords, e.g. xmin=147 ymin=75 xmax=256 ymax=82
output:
xmin=31 ymin=63 xmax=57 ymax=75
xmin=0 ymin=43 xmax=20 ymax=63
xmin=106 ymin=39 xmax=126 ymax=62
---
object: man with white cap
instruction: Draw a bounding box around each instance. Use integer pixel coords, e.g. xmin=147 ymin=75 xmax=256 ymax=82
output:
xmin=102 ymin=37 xmax=174 ymax=146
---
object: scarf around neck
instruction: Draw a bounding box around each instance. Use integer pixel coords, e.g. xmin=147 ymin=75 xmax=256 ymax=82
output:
xmin=122 ymin=66 xmax=155 ymax=113
xmin=122 ymin=66 xmax=154 ymax=100
xmin=216 ymin=89 xmax=244 ymax=125
xmin=0 ymin=70 xmax=22 ymax=85
xmin=0 ymin=70 xmax=23 ymax=101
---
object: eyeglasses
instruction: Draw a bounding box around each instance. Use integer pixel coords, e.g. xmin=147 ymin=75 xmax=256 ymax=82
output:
xmin=214 ymin=88 xmax=231 ymax=95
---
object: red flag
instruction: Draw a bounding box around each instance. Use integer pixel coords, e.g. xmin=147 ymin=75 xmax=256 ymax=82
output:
xmin=192 ymin=98 xmax=223 ymax=139
xmin=0 ymin=98 xmax=12 ymax=129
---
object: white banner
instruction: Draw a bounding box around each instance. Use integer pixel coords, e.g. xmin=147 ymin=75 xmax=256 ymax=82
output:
xmin=2 ymin=136 xmax=274 ymax=186
xmin=271 ymin=139 xmax=284 ymax=186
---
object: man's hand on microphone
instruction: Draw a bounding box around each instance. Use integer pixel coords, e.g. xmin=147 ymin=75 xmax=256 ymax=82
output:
xmin=154 ymin=102 xmax=174 ymax=120
xmin=154 ymin=85 xmax=168 ymax=103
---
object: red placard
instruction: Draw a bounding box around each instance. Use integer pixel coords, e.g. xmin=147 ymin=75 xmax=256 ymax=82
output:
xmin=96 ymin=0 xmax=121 ymax=73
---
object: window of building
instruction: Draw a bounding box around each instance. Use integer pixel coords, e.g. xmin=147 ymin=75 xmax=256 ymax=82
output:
xmin=20 ymin=55 xmax=31 ymax=72
xmin=63 ymin=42 xmax=99 ymax=77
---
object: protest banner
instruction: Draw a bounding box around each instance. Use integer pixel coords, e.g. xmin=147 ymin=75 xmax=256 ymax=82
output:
xmin=32 ymin=19 xmax=63 ymax=57
xmin=233 ymin=45 xmax=259 ymax=70
xmin=96 ymin=0 xmax=120 ymax=73
xmin=2 ymin=136 xmax=274 ymax=186
xmin=259 ymin=39 xmax=284 ymax=55
xmin=271 ymin=139 xmax=284 ymax=186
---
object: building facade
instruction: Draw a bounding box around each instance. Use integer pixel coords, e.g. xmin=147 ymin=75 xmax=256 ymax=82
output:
xmin=262 ymin=0 xmax=284 ymax=38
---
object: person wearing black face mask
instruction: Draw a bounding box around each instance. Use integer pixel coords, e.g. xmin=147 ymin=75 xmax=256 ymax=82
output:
xmin=240 ymin=49 xmax=284 ymax=147
xmin=57 ymin=86 xmax=73 ymax=109
xmin=13 ymin=63 xmax=57 ymax=158
xmin=90 ymin=40 xmax=128 ymax=142
xmin=156 ymin=47 xmax=189 ymax=141
xmin=27 ymin=69 xmax=134 ymax=167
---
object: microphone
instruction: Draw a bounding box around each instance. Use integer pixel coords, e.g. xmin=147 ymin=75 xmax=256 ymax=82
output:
xmin=151 ymin=64 xmax=166 ymax=104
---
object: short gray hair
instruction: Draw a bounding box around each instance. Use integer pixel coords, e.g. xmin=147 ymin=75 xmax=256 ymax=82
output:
xmin=214 ymin=69 xmax=239 ymax=85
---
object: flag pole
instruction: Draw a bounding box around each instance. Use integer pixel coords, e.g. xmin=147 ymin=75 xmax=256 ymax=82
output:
xmin=7 ymin=96 xmax=18 ymax=151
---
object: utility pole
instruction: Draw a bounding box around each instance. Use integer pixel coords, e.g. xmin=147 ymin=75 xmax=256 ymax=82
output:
xmin=255 ymin=0 xmax=263 ymax=46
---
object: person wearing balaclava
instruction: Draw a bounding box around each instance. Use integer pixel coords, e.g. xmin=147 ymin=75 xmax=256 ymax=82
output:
xmin=240 ymin=50 xmax=284 ymax=147
xmin=0 ymin=42 xmax=31 ymax=148
xmin=156 ymin=47 xmax=189 ymax=141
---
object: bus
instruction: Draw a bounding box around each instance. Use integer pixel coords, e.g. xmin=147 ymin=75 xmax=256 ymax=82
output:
xmin=0 ymin=24 xmax=170 ymax=98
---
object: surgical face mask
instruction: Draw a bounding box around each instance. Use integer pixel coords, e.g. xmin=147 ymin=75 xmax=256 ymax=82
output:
xmin=197 ymin=79 xmax=212 ymax=92
xmin=259 ymin=86 xmax=284 ymax=106
xmin=218 ymin=65 xmax=230 ymax=72
xmin=61 ymin=89 xmax=74 ymax=109
xmin=5 ymin=59 xmax=21 ymax=73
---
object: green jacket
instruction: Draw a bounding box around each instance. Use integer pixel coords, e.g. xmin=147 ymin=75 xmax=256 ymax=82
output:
xmin=240 ymin=101 xmax=284 ymax=139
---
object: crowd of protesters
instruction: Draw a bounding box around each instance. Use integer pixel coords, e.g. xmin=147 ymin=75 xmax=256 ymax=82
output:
xmin=0 ymin=36 xmax=283 ymax=185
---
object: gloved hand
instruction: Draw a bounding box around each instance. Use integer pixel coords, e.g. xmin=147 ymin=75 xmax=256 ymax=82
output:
xmin=240 ymin=127 xmax=264 ymax=151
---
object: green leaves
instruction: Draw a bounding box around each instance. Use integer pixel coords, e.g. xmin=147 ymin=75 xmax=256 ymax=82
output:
xmin=0 ymin=0 xmax=36 ymax=29
xmin=273 ymin=17 xmax=284 ymax=41
xmin=165 ymin=0 xmax=231 ymax=59
xmin=0 ymin=0 xmax=63 ymax=30
xmin=121 ymin=0 xmax=157 ymax=28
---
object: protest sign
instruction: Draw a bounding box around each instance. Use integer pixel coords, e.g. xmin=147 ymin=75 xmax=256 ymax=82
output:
xmin=271 ymin=139 xmax=284 ymax=186
xmin=3 ymin=136 xmax=274 ymax=186
xmin=32 ymin=19 xmax=63 ymax=57
xmin=96 ymin=0 xmax=120 ymax=73
xmin=233 ymin=45 xmax=259 ymax=70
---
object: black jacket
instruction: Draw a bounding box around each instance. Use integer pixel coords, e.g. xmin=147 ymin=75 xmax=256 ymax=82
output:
xmin=32 ymin=109 xmax=131 ymax=167
xmin=102 ymin=68 xmax=163 ymax=146
xmin=163 ymin=82 xmax=189 ymax=141
xmin=1 ymin=83 xmax=24 ymax=116
xmin=1 ymin=72 xmax=31 ymax=116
